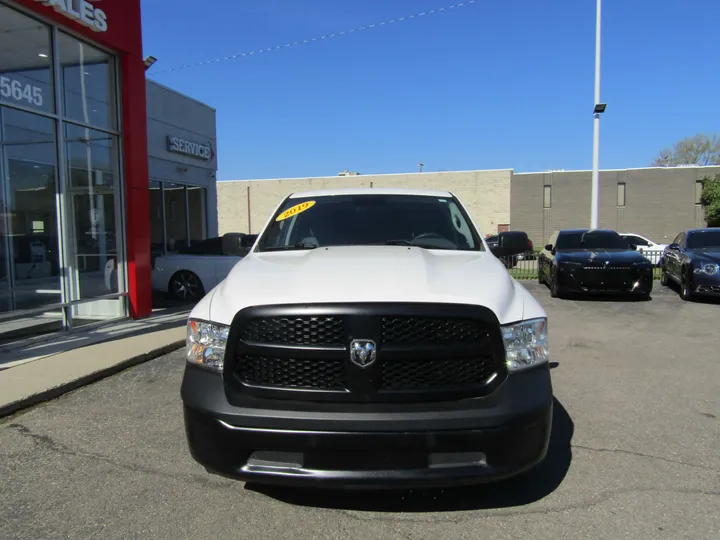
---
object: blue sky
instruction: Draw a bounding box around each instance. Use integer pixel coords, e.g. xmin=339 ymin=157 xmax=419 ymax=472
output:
xmin=142 ymin=0 xmax=720 ymax=181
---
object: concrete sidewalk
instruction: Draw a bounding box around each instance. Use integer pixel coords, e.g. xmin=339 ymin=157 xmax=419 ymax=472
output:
xmin=0 ymin=311 xmax=187 ymax=418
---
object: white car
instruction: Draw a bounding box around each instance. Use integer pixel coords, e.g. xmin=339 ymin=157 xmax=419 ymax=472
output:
xmin=151 ymin=234 xmax=256 ymax=301
xmin=180 ymin=187 xmax=553 ymax=490
xmin=618 ymin=233 xmax=668 ymax=265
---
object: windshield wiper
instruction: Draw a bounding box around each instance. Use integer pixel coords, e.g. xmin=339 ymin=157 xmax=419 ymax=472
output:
xmin=381 ymin=240 xmax=455 ymax=250
xmin=384 ymin=239 xmax=412 ymax=246
xmin=262 ymin=243 xmax=319 ymax=252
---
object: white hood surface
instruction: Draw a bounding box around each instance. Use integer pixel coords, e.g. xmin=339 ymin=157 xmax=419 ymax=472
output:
xmin=195 ymin=246 xmax=545 ymax=326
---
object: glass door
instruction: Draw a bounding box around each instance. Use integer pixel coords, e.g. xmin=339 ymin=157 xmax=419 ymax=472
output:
xmin=64 ymin=123 xmax=124 ymax=324
xmin=0 ymin=106 xmax=62 ymax=317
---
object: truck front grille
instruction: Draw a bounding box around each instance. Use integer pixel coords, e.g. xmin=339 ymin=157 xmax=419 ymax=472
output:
xmin=381 ymin=356 xmax=497 ymax=390
xmin=236 ymin=355 xmax=345 ymax=390
xmin=381 ymin=316 xmax=486 ymax=345
xmin=240 ymin=316 xmax=345 ymax=346
xmin=228 ymin=304 xmax=506 ymax=403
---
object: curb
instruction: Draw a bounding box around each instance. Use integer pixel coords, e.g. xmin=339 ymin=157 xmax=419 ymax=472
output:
xmin=0 ymin=340 xmax=185 ymax=419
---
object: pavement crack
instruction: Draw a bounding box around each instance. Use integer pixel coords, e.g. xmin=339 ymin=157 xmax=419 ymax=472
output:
xmin=572 ymin=443 xmax=720 ymax=472
xmin=6 ymin=423 xmax=233 ymax=490
xmin=338 ymin=487 xmax=720 ymax=524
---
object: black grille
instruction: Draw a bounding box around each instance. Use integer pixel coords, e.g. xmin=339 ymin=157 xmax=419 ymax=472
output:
xmin=382 ymin=356 xmax=497 ymax=391
xmin=235 ymin=355 xmax=345 ymax=390
xmin=229 ymin=304 xmax=506 ymax=402
xmin=240 ymin=316 xmax=345 ymax=346
xmin=582 ymin=264 xmax=632 ymax=270
xmin=382 ymin=317 xmax=487 ymax=345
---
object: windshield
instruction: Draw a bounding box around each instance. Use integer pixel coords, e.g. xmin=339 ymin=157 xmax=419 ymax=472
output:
xmin=687 ymin=230 xmax=720 ymax=249
xmin=555 ymin=231 xmax=629 ymax=251
xmin=257 ymin=194 xmax=482 ymax=252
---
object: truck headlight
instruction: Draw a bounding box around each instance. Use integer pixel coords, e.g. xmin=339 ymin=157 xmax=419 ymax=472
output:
xmin=186 ymin=319 xmax=229 ymax=372
xmin=501 ymin=318 xmax=549 ymax=372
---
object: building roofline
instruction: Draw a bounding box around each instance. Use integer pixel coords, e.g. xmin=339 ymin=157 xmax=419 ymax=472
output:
xmin=288 ymin=187 xmax=452 ymax=198
xmin=513 ymin=165 xmax=720 ymax=175
xmin=146 ymin=78 xmax=217 ymax=112
xmin=219 ymin=168 xmax=514 ymax=183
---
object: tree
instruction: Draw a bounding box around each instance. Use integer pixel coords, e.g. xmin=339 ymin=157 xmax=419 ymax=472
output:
xmin=652 ymin=133 xmax=720 ymax=167
xmin=701 ymin=174 xmax=720 ymax=227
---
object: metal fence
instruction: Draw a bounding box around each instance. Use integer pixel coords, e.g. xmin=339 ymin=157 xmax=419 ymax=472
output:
xmin=506 ymin=250 xmax=666 ymax=281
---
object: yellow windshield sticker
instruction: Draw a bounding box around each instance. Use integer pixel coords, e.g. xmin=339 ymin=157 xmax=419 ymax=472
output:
xmin=276 ymin=200 xmax=316 ymax=221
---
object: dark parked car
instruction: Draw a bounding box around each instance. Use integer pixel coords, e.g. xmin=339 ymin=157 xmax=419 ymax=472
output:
xmin=660 ymin=228 xmax=720 ymax=301
xmin=538 ymin=229 xmax=654 ymax=299
xmin=485 ymin=233 xmax=534 ymax=268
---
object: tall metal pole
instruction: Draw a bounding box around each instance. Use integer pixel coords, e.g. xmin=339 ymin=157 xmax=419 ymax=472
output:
xmin=590 ymin=0 xmax=602 ymax=229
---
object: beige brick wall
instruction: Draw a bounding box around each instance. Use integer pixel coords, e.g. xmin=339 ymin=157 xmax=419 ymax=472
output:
xmin=217 ymin=170 xmax=513 ymax=237
xmin=511 ymin=166 xmax=720 ymax=246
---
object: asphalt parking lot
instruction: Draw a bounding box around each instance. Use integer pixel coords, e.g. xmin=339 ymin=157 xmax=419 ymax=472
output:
xmin=1 ymin=282 xmax=719 ymax=540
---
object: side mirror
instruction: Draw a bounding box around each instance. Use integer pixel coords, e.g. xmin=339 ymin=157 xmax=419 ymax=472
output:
xmin=667 ymin=243 xmax=680 ymax=251
xmin=629 ymin=244 xmax=637 ymax=251
xmin=490 ymin=231 xmax=531 ymax=258
xmin=544 ymin=244 xmax=553 ymax=251
xmin=222 ymin=233 xmax=250 ymax=256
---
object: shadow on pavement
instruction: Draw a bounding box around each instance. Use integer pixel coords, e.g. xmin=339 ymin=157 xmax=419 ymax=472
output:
xmin=247 ymin=397 xmax=573 ymax=513
xmin=663 ymin=281 xmax=720 ymax=305
xmin=0 ymin=292 xmax=194 ymax=368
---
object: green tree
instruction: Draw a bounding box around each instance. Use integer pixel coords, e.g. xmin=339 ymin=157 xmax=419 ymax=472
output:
xmin=701 ymin=174 xmax=720 ymax=226
xmin=652 ymin=133 xmax=720 ymax=167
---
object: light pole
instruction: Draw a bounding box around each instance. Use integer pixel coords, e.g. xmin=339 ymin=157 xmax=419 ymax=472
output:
xmin=591 ymin=0 xmax=606 ymax=229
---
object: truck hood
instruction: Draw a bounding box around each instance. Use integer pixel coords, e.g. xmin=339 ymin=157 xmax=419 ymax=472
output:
xmin=199 ymin=246 xmax=545 ymax=326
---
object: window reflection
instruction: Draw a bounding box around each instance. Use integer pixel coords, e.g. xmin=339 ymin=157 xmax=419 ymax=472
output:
xmin=58 ymin=32 xmax=116 ymax=130
xmin=64 ymin=123 xmax=119 ymax=300
xmin=188 ymin=186 xmax=207 ymax=246
xmin=149 ymin=180 xmax=164 ymax=257
xmin=0 ymin=4 xmax=54 ymax=114
xmin=0 ymin=106 xmax=60 ymax=312
xmin=164 ymin=183 xmax=188 ymax=252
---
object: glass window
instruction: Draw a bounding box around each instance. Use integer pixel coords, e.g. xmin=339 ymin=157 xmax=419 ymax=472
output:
xmin=149 ymin=180 xmax=164 ymax=256
xmin=0 ymin=107 xmax=60 ymax=313
xmin=543 ymin=185 xmax=551 ymax=208
xmin=0 ymin=4 xmax=54 ymax=114
xmin=687 ymin=230 xmax=720 ymax=249
xmin=555 ymin=230 xmax=629 ymax=251
xmin=187 ymin=186 xmax=207 ymax=247
xmin=64 ymin=123 xmax=120 ymax=300
xmin=617 ymin=183 xmax=626 ymax=207
xmin=178 ymin=237 xmax=223 ymax=255
xmin=622 ymin=235 xmax=648 ymax=246
xmin=258 ymin=195 xmax=481 ymax=252
xmin=58 ymin=33 xmax=116 ymax=130
xmin=695 ymin=181 xmax=703 ymax=205
xmin=164 ymin=183 xmax=188 ymax=252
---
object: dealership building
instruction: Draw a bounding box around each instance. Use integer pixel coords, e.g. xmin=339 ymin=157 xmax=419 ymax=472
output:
xmin=0 ymin=0 xmax=218 ymax=342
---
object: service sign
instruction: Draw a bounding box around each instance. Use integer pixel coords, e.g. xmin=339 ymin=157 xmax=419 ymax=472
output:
xmin=33 ymin=0 xmax=108 ymax=32
xmin=167 ymin=136 xmax=213 ymax=161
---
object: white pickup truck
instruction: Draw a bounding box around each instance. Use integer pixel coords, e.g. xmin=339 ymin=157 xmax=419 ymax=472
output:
xmin=181 ymin=187 xmax=552 ymax=489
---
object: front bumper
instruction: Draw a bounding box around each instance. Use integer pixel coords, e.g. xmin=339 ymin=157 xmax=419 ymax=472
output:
xmin=557 ymin=265 xmax=653 ymax=295
xmin=181 ymin=365 xmax=553 ymax=489
xmin=691 ymin=269 xmax=720 ymax=296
